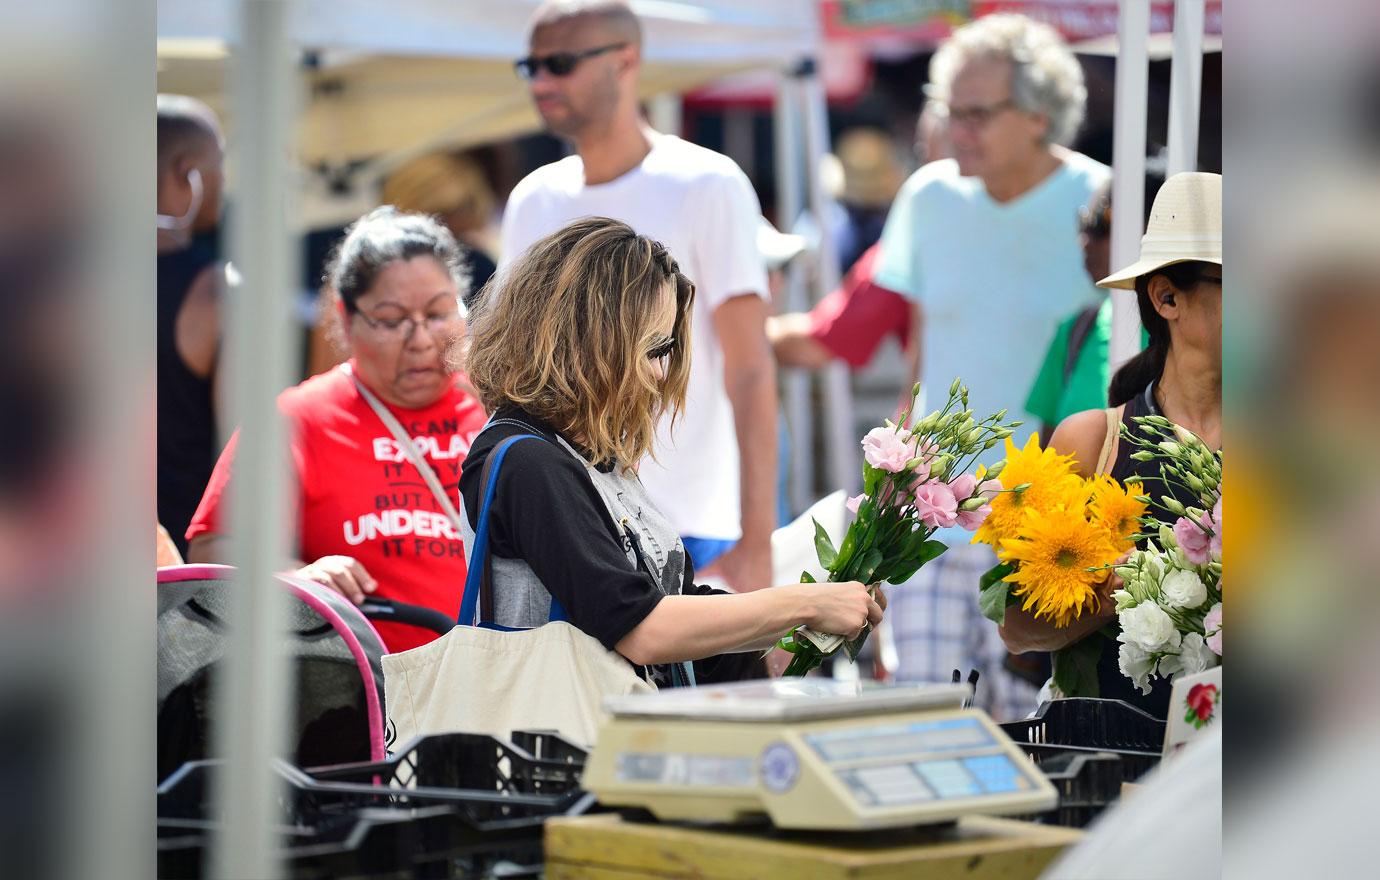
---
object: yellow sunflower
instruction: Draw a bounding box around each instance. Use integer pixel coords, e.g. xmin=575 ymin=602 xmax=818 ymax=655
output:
xmin=999 ymin=505 xmax=1122 ymax=628
xmin=1089 ymin=475 xmax=1148 ymax=553
xmin=973 ymin=433 xmax=1083 ymax=549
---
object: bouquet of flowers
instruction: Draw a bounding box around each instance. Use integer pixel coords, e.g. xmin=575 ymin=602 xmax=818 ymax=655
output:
xmin=779 ymin=379 xmax=1023 ymax=676
xmin=972 ymin=434 xmax=1148 ymax=695
xmin=1111 ymin=417 xmax=1222 ymax=693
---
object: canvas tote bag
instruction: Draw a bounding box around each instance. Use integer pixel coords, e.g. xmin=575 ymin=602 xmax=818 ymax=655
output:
xmin=382 ymin=434 xmax=654 ymax=748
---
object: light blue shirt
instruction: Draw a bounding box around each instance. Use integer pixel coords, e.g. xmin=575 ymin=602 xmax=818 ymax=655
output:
xmin=875 ymin=155 xmax=1109 ymax=544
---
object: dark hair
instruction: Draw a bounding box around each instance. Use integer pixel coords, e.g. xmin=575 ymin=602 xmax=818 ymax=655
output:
xmin=1107 ymin=260 xmax=1216 ymax=407
xmin=324 ymin=206 xmax=469 ymax=313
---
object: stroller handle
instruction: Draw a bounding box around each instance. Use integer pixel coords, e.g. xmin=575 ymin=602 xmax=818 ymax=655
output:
xmin=357 ymin=598 xmax=455 ymax=636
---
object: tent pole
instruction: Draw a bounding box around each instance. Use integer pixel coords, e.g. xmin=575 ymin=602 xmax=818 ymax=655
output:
xmin=775 ymin=65 xmax=811 ymax=514
xmin=1166 ymin=0 xmax=1205 ymax=176
xmin=211 ymin=1 xmax=300 ymax=878
xmin=1109 ymin=0 xmax=1151 ymax=372
xmin=800 ymin=60 xmax=856 ymax=494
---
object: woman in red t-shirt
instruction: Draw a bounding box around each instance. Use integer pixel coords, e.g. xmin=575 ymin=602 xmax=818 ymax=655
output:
xmin=186 ymin=208 xmax=488 ymax=651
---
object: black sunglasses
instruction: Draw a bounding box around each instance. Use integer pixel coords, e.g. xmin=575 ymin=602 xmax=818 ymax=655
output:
xmin=646 ymin=336 xmax=676 ymax=362
xmin=514 ymin=43 xmax=626 ymax=80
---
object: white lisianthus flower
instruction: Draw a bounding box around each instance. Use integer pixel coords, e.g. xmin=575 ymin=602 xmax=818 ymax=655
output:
xmin=1118 ymin=642 xmax=1156 ymax=695
xmin=1119 ymin=601 xmax=1182 ymax=653
xmin=1158 ymin=633 xmax=1216 ymax=680
xmin=1160 ymin=568 xmax=1208 ymax=609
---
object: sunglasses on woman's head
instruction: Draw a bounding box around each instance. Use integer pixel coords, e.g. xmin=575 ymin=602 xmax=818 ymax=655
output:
xmin=514 ymin=43 xmax=626 ymax=80
xmin=646 ymin=336 xmax=676 ymax=362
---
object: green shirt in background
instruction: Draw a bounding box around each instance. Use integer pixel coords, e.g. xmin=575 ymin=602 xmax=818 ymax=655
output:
xmin=1025 ymin=298 xmax=1113 ymax=427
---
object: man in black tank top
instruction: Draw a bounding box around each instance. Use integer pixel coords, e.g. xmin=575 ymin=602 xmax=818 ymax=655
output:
xmin=156 ymin=95 xmax=227 ymax=555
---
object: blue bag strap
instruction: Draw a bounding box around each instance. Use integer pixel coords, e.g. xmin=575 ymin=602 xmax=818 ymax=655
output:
xmin=460 ymin=433 xmax=567 ymax=627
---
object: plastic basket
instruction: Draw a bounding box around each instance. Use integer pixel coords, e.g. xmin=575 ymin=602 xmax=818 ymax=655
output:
xmin=157 ymin=730 xmax=591 ymax=879
xmin=1001 ymin=698 xmax=1166 ymax=827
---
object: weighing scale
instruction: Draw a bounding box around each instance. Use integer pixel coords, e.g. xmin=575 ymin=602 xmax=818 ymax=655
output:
xmin=582 ymin=679 xmax=1058 ymax=831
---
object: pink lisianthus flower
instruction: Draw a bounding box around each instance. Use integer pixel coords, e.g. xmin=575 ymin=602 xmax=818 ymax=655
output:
xmin=846 ymin=493 xmax=867 ymax=515
xmin=912 ymin=480 xmax=958 ymax=529
xmin=947 ymin=473 xmax=977 ymax=501
xmin=1203 ymin=601 xmax=1223 ymax=655
xmin=1173 ymin=514 xmax=1213 ymax=566
xmin=861 ymin=427 xmax=917 ymax=474
xmin=956 ymin=502 xmax=992 ymax=532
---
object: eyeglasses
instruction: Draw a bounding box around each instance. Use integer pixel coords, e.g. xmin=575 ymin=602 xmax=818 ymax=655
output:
xmin=646 ymin=336 xmax=676 ymax=365
xmin=942 ymin=98 xmax=1017 ymax=128
xmin=354 ymin=310 xmax=462 ymax=341
xmin=1078 ymin=205 xmax=1112 ymax=239
xmin=514 ymin=43 xmax=626 ymax=80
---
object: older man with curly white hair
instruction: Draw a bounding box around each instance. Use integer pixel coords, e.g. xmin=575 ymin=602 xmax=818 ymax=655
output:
xmin=876 ymin=14 xmax=1109 ymax=719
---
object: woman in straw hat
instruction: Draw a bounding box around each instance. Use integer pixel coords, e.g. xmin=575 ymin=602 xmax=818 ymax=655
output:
xmin=999 ymin=171 xmax=1222 ymax=716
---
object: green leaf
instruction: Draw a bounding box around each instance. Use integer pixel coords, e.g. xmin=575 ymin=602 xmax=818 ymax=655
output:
xmin=978 ymin=562 xmax=1015 ymax=625
xmin=832 ymin=525 xmax=860 ymax=576
xmin=776 ymin=636 xmax=800 ymax=653
xmin=884 ymin=540 xmax=950 ymax=586
xmin=852 ymin=549 xmax=885 ymax=585
xmin=799 ymin=570 xmax=817 ymax=584
xmin=910 ymin=539 xmax=948 ymax=566
xmin=1051 ymin=637 xmax=1104 ymax=698
xmin=812 ymin=518 xmax=838 ymax=570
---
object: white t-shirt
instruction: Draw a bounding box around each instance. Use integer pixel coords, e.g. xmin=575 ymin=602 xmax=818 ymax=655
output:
xmin=500 ymin=134 xmax=768 ymax=540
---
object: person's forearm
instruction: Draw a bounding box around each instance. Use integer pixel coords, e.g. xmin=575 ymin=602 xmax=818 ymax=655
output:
xmin=767 ymin=314 xmax=834 ymax=369
xmin=616 ymin=587 xmax=812 ymax=666
xmin=999 ymin=602 xmax=1108 ymax=654
xmin=725 ymin=354 xmax=778 ymax=545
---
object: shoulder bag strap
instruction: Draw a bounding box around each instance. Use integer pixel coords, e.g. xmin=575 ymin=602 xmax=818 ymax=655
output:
xmin=347 ymin=364 xmax=466 ymax=533
xmin=458 ymin=433 xmax=542 ymax=626
xmin=456 ymin=431 xmax=570 ymax=627
xmin=1063 ymin=303 xmax=1102 ymax=386
xmin=1094 ymin=406 xmax=1121 ymax=475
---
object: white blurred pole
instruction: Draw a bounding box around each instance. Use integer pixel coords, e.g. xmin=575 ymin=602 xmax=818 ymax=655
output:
xmin=211 ymin=1 xmax=299 ymax=878
xmin=648 ymin=92 xmax=682 ymax=137
xmin=1166 ymin=0 xmax=1205 ymax=176
xmin=800 ymin=63 xmax=857 ymax=494
xmin=1109 ymin=0 xmax=1151 ymax=371
xmin=775 ymin=67 xmax=811 ymax=513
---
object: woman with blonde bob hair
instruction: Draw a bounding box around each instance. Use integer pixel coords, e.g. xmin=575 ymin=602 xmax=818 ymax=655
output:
xmin=457 ymin=217 xmax=881 ymax=685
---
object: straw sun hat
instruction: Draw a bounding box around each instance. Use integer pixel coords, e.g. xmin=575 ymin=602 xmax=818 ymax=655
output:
xmin=1097 ymin=171 xmax=1222 ymax=290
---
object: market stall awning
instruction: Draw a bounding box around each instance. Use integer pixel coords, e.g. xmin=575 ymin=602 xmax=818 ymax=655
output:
xmin=157 ymin=0 xmax=822 ymax=165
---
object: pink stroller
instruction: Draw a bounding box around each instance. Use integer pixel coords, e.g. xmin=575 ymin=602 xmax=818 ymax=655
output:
xmin=156 ymin=564 xmax=452 ymax=780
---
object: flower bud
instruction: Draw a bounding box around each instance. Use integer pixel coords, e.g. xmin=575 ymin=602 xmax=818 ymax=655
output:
xmin=1158 ymin=523 xmax=1178 ymax=548
xmin=1161 ymin=496 xmax=1187 ymax=516
xmin=959 ymin=495 xmax=987 ymax=512
xmin=1157 ymin=441 xmax=1183 ymax=457
xmin=964 ymin=427 xmax=984 ymax=447
xmin=1011 ymin=482 xmax=1032 ymax=494
xmin=912 ymin=382 xmax=921 ymax=399
xmin=949 ymin=377 xmax=962 ymax=398
xmin=984 ymin=461 xmax=1005 ymax=480
xmin=1130 ymin=450 xmax=1156 ymax=462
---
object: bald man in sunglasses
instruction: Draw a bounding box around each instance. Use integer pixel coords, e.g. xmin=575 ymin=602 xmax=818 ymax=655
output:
xmin=501 ymin=1 xmax=779 ymax=604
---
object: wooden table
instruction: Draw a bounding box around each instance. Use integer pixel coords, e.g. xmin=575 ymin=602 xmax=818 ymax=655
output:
xmin=546 ymin=813 xmax=1083 ymax=879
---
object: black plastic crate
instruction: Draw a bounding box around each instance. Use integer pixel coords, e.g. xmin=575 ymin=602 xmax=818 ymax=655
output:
xmin=157 ymin=730 xmax=591 ymax=879
xmin=1001 ymin=699 xmax=1166 ymax=827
